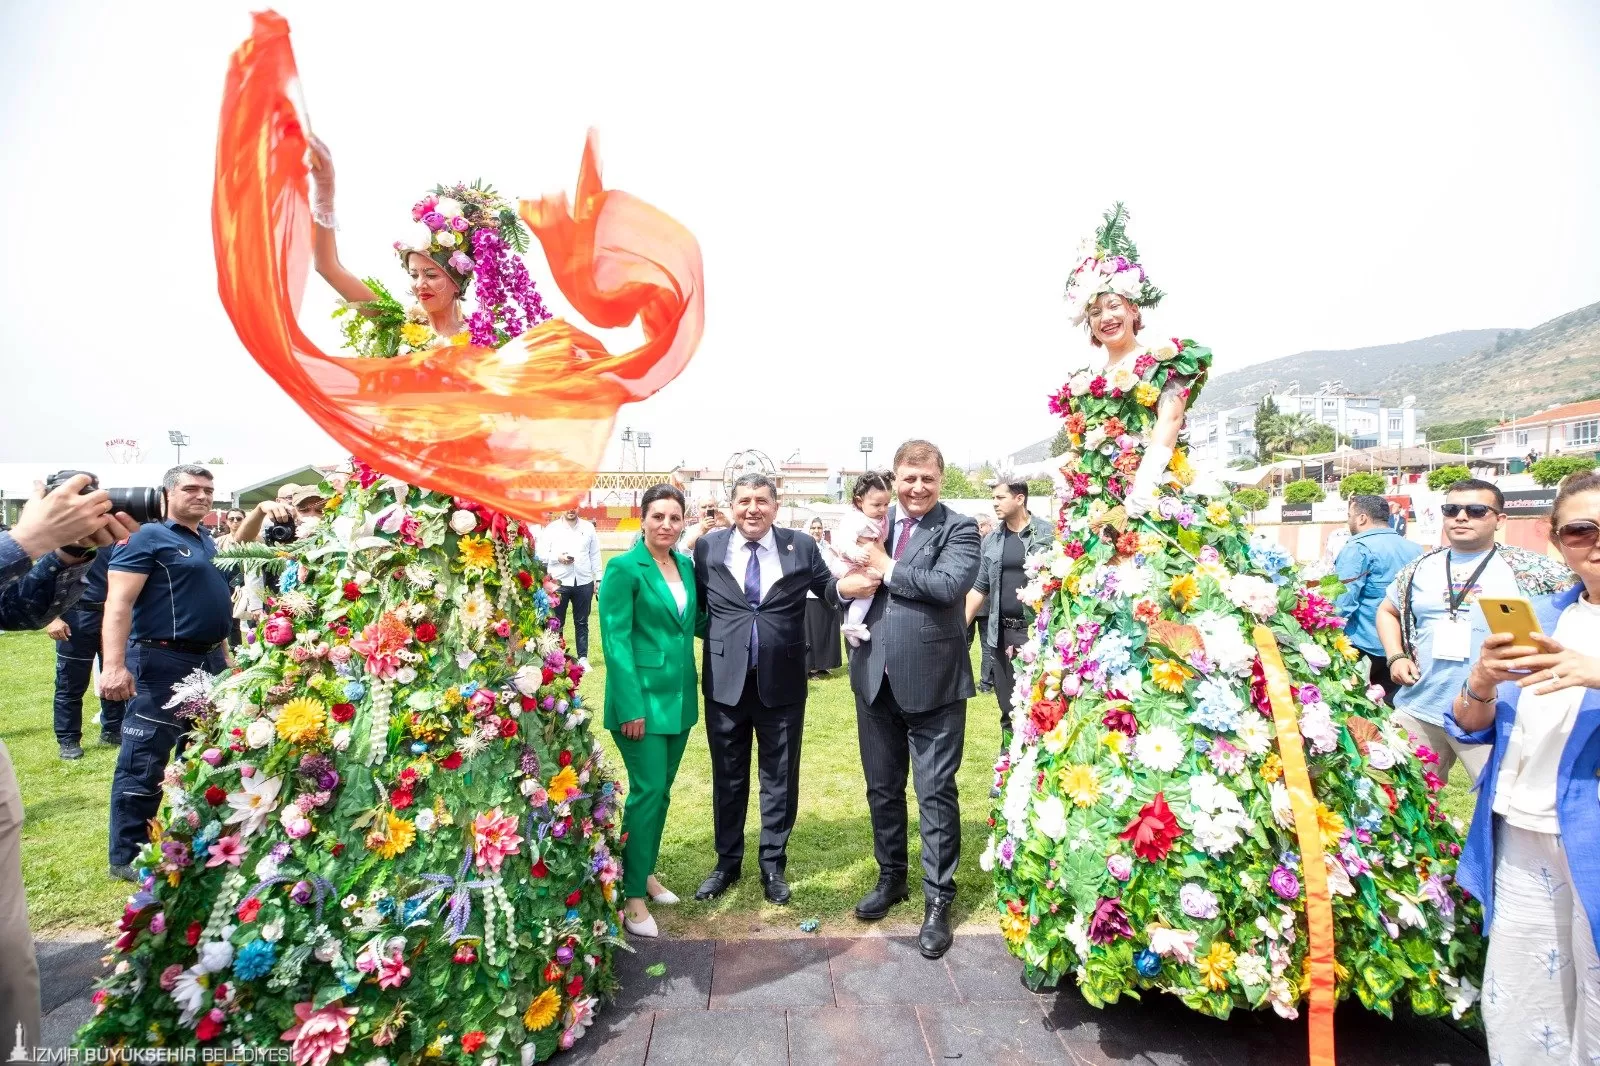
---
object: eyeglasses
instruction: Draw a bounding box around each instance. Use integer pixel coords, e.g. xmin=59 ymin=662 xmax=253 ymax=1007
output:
xmin=1441 ymin=503 xmax=1498 ymax=519
xmin=1555 ymin=520 xmax=1600 ymax=549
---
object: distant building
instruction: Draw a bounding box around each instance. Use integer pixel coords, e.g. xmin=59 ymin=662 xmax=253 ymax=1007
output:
xmin=1186 ymin=404 xmax=1258 ymax=464
xmin=778 ymin=461 xmax=833 ymax=504
xmin=1473 ymin=399 xmax=1600 ymax=460
xmin=1270 ymin=382 xmax=1423 ymax=450
xmin=1003 ymin=436 xmax=1057 ymax=469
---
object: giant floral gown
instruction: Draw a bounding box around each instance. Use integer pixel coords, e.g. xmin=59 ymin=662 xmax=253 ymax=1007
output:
xmin=77 ymin=327 xmax=625 ymax=1062
xmin=983 ymin=338 xmax=1485 ymax=1023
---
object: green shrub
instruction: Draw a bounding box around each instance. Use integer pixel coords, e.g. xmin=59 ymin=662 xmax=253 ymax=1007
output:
xmin=1283 ymin=479 xmax=1325 ymax=504
xmin=1426 ymin=465 xmax=1473 ymax=492
xmin=1531 ymin=455 xmax=1598 ymax=487
xmin=1338 ymin=472 xmax=1386 ymax=499
xmin=1233 ymin=487 xmax=1269 ymax=513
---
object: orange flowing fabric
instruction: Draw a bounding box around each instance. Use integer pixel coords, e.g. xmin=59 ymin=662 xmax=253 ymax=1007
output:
xmin=213 ymin=12 xmax=703 ymax=519
xmin=1253 ymin=625 xmax=1337 ymax=1066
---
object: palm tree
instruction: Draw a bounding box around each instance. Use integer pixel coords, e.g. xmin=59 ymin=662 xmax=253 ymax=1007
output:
xmin=1272 ymin=413 xmax=1324 ymax=457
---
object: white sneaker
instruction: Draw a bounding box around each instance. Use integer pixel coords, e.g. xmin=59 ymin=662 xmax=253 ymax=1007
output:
xmin=623 ymin=912 xmax=659 ymax=938
xmin=578 ymin=657 xmax=591 ymax=671
xmin=650 ymin=887 xmax=681 ymax=905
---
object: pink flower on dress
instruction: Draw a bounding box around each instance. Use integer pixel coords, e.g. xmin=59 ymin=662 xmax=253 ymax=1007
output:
xmin=280 ymin=1002 xmax=357 ymax=1066
xmin=205 ymin=834 xmax=247 ymax=867
xmin=472 ymin=807 xmax=523 ymax=872
xmin=377 ymin=949 xmax=411 ymax=990
xmin=350 ymin=611 xmax=413 ymax=680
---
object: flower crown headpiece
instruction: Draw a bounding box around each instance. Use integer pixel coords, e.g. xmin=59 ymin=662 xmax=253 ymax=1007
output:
xmin=395 ymin=180 xmax=550 ymax=347
xmin=1063 ymin=202 xmax=1166 ymax=327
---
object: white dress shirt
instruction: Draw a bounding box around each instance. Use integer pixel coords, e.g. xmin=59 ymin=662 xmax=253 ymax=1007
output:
xmin=724 ymin=527 xmax=782 ymax=600
xmin=538 ymin=518 xmax=602 ymax=587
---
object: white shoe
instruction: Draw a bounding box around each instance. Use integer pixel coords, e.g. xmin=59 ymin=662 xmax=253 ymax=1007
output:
xmin=578 ymin=657 xmax=591 ymax=671
xmin=623 ymin=912 xmax=659 ymax=938
xmin=650 ymin=887 xmax=681 ymax=905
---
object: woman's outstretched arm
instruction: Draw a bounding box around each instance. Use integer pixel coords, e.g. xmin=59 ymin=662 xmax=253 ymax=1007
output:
xmin=308 ymin=134 xmax=378 ymax=305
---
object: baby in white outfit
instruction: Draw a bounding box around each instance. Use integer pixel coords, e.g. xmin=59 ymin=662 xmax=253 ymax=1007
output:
xmin=826 ymin=475 xmax=893 ymax=646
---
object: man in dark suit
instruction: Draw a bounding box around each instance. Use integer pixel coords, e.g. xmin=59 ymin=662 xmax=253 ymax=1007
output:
xmin=829 ymin=439 xmax=980 ymax=959
xmin=693 ymin=472 xmax=833 ymax=904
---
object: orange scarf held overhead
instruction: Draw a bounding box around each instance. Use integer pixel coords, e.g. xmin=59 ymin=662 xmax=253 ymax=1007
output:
xmin=212 ymin=11 xmax=704 ymax=521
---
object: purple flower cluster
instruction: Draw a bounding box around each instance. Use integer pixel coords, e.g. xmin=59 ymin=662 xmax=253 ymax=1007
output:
xmin=466 ymin=228 xmax=553 ymax=349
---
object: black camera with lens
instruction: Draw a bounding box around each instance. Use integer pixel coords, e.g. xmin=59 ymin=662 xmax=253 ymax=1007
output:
xmin=261 ymin=520 xmax=299 ymax=547
xmin=44 ymin=470 xmax=166 ymax=525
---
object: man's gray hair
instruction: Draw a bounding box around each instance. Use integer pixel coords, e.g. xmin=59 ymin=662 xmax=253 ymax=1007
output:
xmin=732 ymin=472 xmax=778 ymax=501
xmin=163 ymin=464 xmax=214 ymax=491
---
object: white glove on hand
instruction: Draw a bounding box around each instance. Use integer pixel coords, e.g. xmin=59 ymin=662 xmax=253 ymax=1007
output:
xmin=1123 ymin=443 xmax=1173 ymax=519
xmin=307 ymin=133 xmax=338 ymax=228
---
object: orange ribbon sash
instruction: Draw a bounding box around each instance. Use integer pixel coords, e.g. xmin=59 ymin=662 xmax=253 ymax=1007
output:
xmin=1253 ymin=624 xmax=1336 ymax=1066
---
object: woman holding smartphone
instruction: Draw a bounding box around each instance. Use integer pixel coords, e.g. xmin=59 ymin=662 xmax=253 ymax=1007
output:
xmin=1450 ymin=470 xmax=1600 ymax=1060
xmin=599 ymin=483 xmax=700 ymax=938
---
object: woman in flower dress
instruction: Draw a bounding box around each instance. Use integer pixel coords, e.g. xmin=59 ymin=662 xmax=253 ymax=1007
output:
xmin=75 ymin=138 xmax=630 ymax=1061
xmin=983 ymin=205 xmax=1485 ymax=1024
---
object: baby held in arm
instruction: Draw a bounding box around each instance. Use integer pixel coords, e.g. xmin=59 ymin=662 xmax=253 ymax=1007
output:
xmin=831 ymin=478 xmax=893 ymax=646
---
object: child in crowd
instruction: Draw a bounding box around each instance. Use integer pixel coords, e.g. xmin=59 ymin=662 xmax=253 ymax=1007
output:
xmin=829 ymin=472 xmax=893 ymax=645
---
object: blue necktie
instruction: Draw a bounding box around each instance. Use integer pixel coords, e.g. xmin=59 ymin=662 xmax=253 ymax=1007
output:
xmin=744 ymin=540 xmax=762 ymax=663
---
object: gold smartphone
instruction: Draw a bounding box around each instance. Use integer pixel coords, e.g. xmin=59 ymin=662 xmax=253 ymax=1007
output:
xmin=1478 ymin=597 xmax=1544 ymax=647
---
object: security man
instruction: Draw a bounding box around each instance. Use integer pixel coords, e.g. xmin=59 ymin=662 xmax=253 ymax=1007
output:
xmin=45 ymin=550 xmax=128 ymax=759
xmin=99 ymin=465 xmax=233 ymax=881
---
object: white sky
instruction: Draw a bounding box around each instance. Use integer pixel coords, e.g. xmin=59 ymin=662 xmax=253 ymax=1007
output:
xmin=2 ymin=1 xmax=1597 ymax=475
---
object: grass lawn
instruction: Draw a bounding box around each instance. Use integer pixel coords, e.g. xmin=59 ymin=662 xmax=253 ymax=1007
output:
xmin=0 ymin=624 xmax=1479 ymax=939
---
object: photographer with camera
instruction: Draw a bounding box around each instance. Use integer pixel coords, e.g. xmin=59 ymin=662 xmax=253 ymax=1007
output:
xmin=2 ymin=474 xmax=141 ymax=1056
xmin=99 ymin=466 xmax=234 ymax=882
xmin=679 ymin=494 xmax=730 ymax=553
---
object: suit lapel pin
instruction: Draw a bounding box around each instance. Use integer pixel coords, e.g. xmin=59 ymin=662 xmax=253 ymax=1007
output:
xmin=786 ymin=543 xmax=793 ymax=552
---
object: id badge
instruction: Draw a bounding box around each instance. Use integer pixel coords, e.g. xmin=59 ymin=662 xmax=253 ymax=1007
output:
xmin=1431 ymin=616 xmax=1473 ymax=661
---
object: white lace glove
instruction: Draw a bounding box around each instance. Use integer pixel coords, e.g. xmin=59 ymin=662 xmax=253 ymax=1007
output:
xmin=306 ymin=133 xmax=338 ymax=229
xmin=1122 ymin=443 xmax=1173 ymax=519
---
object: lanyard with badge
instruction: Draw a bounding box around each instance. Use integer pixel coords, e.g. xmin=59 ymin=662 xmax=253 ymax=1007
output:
xmin=1431 ymin=545 xmax=1497 ymax=661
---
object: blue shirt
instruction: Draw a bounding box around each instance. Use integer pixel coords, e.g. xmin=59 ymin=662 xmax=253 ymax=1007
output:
xmin=1385 ymin=546 xmax=1521 ymax=727
xmin=0 ymin=532 xmax=92 ymax=630
xmin=110 ymin=519 xmax=233 ymax=644
xmin=80 ymin=550 xmax=113 ymax=604
xmin=1332 ymin=526 xmax=1422 ymax=655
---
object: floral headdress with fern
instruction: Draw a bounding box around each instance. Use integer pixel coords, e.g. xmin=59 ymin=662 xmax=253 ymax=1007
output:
xmin=1063 ymin=203 xmax=1166 ymax=327
xmin=393 ymin=180 xmax=551 ymax=348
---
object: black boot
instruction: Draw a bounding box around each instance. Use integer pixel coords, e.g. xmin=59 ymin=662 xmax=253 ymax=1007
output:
xmin=919 ymin=897 xmax=954 ymax=959
xmin=853 ymin=873 xmax=909 ymax=920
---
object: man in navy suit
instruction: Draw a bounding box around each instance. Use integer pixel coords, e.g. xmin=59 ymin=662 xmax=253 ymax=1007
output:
xmin=830 ymin=440 xmax=980 ymax=958
xmin=692 ymin=473 xmax=833 ymax=904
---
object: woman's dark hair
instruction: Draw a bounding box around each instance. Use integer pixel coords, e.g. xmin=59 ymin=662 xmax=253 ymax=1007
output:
xmin=852 ymin=471 xmax=892 ymax=505
xmin=640 ymin=483 xmax=686 ymax=518
xmin=1551 ymin=470 xmax=1600 ymax=527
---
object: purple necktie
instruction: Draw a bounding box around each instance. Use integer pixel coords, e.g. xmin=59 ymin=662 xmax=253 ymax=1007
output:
xmin=744 ymin=541 xmax=761 ymax=662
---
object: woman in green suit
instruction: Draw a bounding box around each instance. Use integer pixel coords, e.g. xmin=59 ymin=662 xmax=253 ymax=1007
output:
xmin=600 ymin=483 xmax=699 ymax=938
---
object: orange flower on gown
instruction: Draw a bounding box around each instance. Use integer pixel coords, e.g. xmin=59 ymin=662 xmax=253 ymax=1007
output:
xmin=212 ymin=12 xmax=704 ymax=520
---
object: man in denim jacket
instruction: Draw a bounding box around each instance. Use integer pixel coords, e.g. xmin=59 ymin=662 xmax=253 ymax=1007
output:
xmin=1333 ymin=493 xmax=1422 ymax=703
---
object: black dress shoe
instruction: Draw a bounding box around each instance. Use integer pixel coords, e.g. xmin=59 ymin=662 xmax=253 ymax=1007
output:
xmin=853 ymin=874 xmax=909 ymax=920
xmin=761 ymin=870 xmax=791 ymax=905
xmin=695 ymin=867 xmax=741 ymax=900
xmin=919 ymin=897 xmax=954 ymax=959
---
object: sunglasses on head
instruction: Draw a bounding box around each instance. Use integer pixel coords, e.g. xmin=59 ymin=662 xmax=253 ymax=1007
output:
xmin=1556 ymin=519 xmax=1600 ymax=549
xmin=1441 ymin=503 xmax=1498 ymax=519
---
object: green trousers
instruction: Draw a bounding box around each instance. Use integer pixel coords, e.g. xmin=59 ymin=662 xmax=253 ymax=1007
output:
xmin=611 ymin=728 xmax=690 ymax=899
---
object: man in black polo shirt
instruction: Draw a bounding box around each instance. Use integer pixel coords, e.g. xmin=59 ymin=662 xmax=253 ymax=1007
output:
xmin=99 ymin=465 xmax=233 ymax=881
xmin=45 ymin=550 xmax=128 ymax=759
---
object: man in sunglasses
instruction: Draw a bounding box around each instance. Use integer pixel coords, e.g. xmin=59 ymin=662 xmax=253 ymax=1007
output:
xmin=1376 ymin=479 xmax=1577 ymax=781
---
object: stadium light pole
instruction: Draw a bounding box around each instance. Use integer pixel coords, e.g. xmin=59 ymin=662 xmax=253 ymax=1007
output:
xmin=859 ymin=436 xmax=873 ymax=475
xmin=168 ymin=430 xmax=191 ymax=466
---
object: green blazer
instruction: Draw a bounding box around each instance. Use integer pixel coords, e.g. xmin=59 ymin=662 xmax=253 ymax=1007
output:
xmin=598 ymin=541 xmax=699 ymax=734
